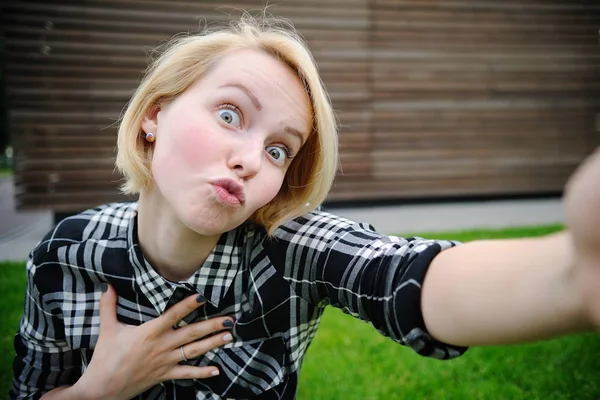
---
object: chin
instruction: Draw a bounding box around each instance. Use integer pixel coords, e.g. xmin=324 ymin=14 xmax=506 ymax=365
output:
xmin=184 ymin=212 xmax=246 ymax=237
xmin=183 ymin=213 xmax=223 ymax=235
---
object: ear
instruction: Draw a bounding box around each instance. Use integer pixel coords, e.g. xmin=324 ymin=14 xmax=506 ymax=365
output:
xmin=141 ymin=105 xmax=160 ymax=135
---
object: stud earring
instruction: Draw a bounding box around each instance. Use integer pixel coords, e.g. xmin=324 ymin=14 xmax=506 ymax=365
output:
xmin=145 ymin=132 xmax=155 ymax=143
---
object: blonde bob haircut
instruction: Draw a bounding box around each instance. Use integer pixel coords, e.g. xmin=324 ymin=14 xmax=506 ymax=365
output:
xmin=116 ymin=14 xmax=339 ymax=235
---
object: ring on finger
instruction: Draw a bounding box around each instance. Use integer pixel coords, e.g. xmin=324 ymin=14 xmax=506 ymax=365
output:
xmin=180 ymin=345 xmax=188 ymax=362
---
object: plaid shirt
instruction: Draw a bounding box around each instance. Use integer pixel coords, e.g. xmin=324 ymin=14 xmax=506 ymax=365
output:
xmin=11 ymin=202 xmax=467 ymax=399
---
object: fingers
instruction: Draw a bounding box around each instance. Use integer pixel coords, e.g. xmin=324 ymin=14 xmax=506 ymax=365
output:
xmin=167 ymin=316 xmax=234 ymax=360
xmin=155 ymin=293 xmax=207 ymax=332
xmin=174 ymin=331 xmax=234 ymax=363
xmin=173 ymin=316 xmax=234 ymax=345
xmin=98 ymin=284 xmax=117 ymax=334
xmin=164 ymin=365 xmax=221 ymax=381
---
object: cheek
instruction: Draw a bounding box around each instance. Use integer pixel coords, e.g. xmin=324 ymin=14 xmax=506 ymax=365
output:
xmin=158 ymin=120 xmax=219 ymax=170
xmin=254 ymin=174 xmax=286 ymax=207
xmin=179 ymin=131 xmax=214 ymax=165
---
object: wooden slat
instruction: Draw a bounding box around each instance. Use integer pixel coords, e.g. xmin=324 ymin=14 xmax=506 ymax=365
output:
xmin=3 ymin=0 xmax=599 ymax=210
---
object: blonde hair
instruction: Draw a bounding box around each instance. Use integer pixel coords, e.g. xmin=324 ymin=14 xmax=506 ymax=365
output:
xmin=115 ymin=14 xmax=338 ymax=234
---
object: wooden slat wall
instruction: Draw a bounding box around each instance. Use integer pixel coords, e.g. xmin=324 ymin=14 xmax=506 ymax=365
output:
xmin=332 ymin=0 xmax=600 ymax=201
xmin=2 ymin=0 xmax=599 ymax=210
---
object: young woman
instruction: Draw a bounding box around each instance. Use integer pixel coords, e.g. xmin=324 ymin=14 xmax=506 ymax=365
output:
xmin=11 ymin=15 xmax=600 ymax=400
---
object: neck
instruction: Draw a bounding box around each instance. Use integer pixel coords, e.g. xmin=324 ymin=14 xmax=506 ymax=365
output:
xmin=137 ymin=187 xmax=221 ymax=282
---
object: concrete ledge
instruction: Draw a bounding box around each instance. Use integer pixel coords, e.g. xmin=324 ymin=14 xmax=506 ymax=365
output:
xmin=328 ymin=198 xmax=564 ymax=235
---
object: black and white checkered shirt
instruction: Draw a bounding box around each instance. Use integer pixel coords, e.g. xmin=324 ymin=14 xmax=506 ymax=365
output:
xmin=11 ymin=202 xmax=467 ymax=399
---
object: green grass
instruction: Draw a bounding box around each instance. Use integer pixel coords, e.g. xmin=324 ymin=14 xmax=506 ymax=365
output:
xmin=298 ymin=308 xmax=600 ymax=400
xmin=2 ymin=225 xmax=599 ymax=399
xmin=1 ymin=261 xmax=27 ymax=395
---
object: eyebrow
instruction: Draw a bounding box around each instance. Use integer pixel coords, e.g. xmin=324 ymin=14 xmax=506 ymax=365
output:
xmin=220 ymin=83 xmax=262 ymax=111
xmin=285 ymin=126 xmax=307 ymax=145
xmin=220 ymin=82 xmax=308 ymax=144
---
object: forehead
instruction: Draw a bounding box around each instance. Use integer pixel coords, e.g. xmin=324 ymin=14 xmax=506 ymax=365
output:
xmin=207 ymin=48 xmax=299 ymax=87
xmin=201 ymin=49 xmax=311 ymax=118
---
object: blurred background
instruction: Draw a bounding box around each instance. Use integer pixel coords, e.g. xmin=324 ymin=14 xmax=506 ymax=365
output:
xmin=1 ymin=0 xmax=599 ymax=217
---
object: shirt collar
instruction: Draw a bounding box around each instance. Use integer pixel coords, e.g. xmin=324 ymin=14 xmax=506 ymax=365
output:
xmin=127 ymin=203 xmax=246 ymax=313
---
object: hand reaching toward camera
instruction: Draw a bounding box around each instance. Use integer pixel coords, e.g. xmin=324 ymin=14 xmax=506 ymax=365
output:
xmin=564 ymin=147 xmax=600 ymax=329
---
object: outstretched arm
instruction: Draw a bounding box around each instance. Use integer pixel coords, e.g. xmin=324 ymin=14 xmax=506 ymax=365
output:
xmin=421 ymin=149 xmax=600 ymax=347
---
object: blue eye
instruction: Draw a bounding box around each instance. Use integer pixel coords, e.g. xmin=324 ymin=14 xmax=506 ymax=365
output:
xmin=266 ymin=146 xmax=287 ymax=163
xmin=218 ymin=108 xmax=241 ymax=127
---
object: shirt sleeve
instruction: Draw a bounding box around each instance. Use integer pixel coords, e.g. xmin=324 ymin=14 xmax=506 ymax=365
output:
xmin=10 ymin=255 xmax=81 ymax=399
xmin=267 ymin=210 xmax=468 ymax=360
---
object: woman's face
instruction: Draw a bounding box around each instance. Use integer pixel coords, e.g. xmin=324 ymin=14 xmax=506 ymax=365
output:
xmin=142 ymin=48 xmax=312 ymax=236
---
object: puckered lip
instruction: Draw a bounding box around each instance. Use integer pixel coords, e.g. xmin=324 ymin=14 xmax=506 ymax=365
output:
xmin=210 ymin=178 xmax=246 ymax=204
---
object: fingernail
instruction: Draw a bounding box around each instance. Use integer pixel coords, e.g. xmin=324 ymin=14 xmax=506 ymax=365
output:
xmin=211 ymin=369 xmax=220 ymax=376
xmin=223 ymin=333 xmax=233 ymax=342
xmin=196 ymin=294 xmax=206 ymax=303
xmin=222 ymin=319 xmax=234 ymax=328
xmin=100 ymin=283 xmax=108 ymax=293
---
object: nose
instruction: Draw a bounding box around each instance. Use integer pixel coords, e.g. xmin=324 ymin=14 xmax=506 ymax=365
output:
xmin=228 ymin=138 xmax=263 ymax=179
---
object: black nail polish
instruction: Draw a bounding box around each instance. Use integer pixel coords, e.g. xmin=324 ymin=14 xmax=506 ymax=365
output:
xmin=222 ymin=319 xmax=234 ymax=328
xmin=100 ymin=283 xmax=108 ymax=293
xmin=196 ymin=294 xmax=206 ymax=303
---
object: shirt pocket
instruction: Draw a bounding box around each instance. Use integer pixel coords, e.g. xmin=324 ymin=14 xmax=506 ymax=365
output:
xmin=196 ymin=337 xmax=288 ymax=398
